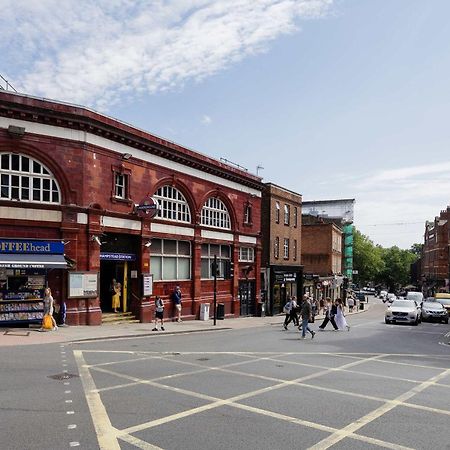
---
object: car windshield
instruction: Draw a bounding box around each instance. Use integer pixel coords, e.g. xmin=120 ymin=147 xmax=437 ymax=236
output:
xmin=422 ymin=302 xmax=442 ymax=309
xmin=391 ymin=300 xmax=415 ymax=308
xmin=437 ymin=299 xmax=450 ymax=305
xmin=406 ymin=293 xmax=422 ymax=300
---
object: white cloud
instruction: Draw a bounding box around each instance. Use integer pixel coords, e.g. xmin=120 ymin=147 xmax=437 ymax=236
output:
xmin=201 ymin=114 xmax=212 ymax=125
xmin=353 ymin=161 xmax=450 ymax=248
xmin=0 ymin=0 xmax=333 ymax=110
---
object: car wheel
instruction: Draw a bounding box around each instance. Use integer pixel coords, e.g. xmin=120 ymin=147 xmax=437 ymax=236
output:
xmin=385 ymin=319 xmax=390 ymax=324
xmin=444 ymin=319 xmax=449 ymax=324
xmin=413 ymin=318 xmax=418 ymax=326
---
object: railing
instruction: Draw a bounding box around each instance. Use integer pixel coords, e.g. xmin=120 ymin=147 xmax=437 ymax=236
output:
xmin=0 ymin=74 xmax=17 ymax=92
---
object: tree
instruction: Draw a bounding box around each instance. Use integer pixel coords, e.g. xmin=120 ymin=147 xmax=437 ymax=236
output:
xmin=353 ymin=228 xmax=419 ymax=290
xmin=410 ymin=243 xmax=423 ymax=256
xmin=353 ymin=229 xmax=385 ymax=285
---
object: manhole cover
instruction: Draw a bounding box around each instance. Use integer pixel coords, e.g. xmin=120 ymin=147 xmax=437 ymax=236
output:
xmin=4 ymin=330 xmax=30 ymax=336
xmin=48 ymin=373 xmax=79 ymax=381
xmin=197 ymin=357 xmax=210 ymax=361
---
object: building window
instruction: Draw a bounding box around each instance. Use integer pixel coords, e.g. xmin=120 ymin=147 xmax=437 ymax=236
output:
xmin=239 ymin=247 xmax=254 ymax=262
xmin=0 ymin=153 xmax=61 ymax=204
xmin=284 ymin=204 xmax=290 ymax=225
xmin=294 ymin=207 xmax=298 ymax=228
xmin=293 ymin=239 xmax=297 ymax=261
xmin=274 ymin=237 xmax=279 ymax=259
xmin=275 ymin=202 xmax=280 ymax=223
xmin=201 ymin=197 xmax=231 ymax=229
xmin=153 ymin=185 xmax=191 ymax=223
xmin=244 ymin=202 xmax=252 ymax=225
xmin=283 ymin=238 xmax=289 ymax=259
xmin=150 ymin=239 xmax=191 ymax=281
xmin=201 ymin=244 xmax=231 ymax=279
xmin=114 ymin=173 xmax=128 ymax=199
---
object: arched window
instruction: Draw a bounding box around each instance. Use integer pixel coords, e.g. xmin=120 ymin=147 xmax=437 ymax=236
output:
xmin=153 ymin=185 xmax=191 ymax=223
xmin=201 ymin=197 xmax=231 ymax=229
xmin=0 ymin=153 xmax=61 ymax=204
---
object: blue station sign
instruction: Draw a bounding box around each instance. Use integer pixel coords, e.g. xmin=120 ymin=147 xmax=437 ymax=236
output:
xmin=0 ymin=239 xmax=64 ymax=254
xmin=100 ymin=252 xmax=136 ymax=261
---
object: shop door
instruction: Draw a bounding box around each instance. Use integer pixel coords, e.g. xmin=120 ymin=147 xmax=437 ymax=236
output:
xmin=272 ymin=284 xmax=286 ymax=315
xmin=239 ymin=280 xmax=255 ymax=316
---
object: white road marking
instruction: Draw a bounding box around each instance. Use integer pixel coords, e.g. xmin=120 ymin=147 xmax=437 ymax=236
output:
xmin=66 ymin=411 xmax=75 ymax=415
xmin=68 ymin=424 xmax=77 ymax=430
xmin=65 ymin=400 xmax=73 ymax=403
xmin=65 ymin=390 xmax=72 ymax=394
xmin=73 ymin=350 xmax=121 ymax=450
xmin=69 ymin=442 xmax=80 ymax=447
xmin=64 ymin=382 xmax=70 ymax=386
xmin=119 ymin=433 xmax=164 ymax=450
xmin=307 ymin=365 xmax=450 ymax=449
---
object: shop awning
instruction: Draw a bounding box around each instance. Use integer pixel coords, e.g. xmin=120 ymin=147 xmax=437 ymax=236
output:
xmin=0 ymin=254 xmax=68 ymax=269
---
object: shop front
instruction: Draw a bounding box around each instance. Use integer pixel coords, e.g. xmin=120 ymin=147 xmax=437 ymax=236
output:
xmin=0 ymin=239 xmax=67 ymax=326
xmin=268 ymin=265 xmax=303 ymax=315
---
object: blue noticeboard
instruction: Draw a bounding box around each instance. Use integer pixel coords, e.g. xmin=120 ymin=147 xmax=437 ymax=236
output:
xmin=0 ymin=239 xmax=64 ymax=254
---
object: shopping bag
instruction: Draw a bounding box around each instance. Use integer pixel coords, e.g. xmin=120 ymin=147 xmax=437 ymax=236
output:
xmin=42 ymin=314 xmax=53 ymax=330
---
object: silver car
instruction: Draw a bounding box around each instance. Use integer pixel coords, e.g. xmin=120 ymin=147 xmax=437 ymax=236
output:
xmin=385 ymin=300 xmax=421 ymax=325
xmin=421 ymin=301 xmax=449 ymax=324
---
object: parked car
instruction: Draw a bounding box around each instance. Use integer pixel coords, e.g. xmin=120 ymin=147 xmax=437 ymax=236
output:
xmin=362 ymin=287 xmax=376 ymax=295
xmin=386 ymin=293 xmax=396 ymax=303
xmin=406 ymin=291 xmax=424 ymax=304
xmin=435 ymin=293 xmax=450 ymax=315
xmin=421 ymin=301 xmax=449 ymax=324
xmin=385 ymin=299 xmax=421 ymax=325
xmin=379 ymin=290 xmax=388 ymax=301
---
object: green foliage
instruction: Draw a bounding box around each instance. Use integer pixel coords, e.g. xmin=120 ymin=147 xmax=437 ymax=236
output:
xmin=353 ymin=228 xmax=419 ymax=289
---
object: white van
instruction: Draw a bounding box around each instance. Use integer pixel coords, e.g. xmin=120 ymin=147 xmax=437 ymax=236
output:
xmin=406 ymin=291 xmax=424 ymax=304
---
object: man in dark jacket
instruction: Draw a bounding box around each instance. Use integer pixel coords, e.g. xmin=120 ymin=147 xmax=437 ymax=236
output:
xmin=318 ymin=298 xmax=338 ymax=331
xmin=299 ymin=296 xmax=316 ymax=339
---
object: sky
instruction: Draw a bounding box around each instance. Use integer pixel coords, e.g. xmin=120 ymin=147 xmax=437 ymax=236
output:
xmin=2 ymin=0 xmax=450 ymax=249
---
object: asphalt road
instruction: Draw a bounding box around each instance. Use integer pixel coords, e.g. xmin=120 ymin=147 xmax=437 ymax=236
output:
xmin=1 ymin=299 xmax=450 ymax=450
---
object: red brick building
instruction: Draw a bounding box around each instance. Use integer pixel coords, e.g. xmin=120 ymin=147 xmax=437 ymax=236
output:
xmin=301 ymin=215 xmax=343 ymax=300
xmin=261 ymin=183 xmax=302 ymax=315
xmin=421 ymin=207 xmax=450 ymax=295
xmin=0 ymin=91 xmax=262 ymax=326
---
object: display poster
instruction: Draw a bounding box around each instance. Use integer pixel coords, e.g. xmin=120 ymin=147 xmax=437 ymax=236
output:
xmin=142 ymin=274 xmax=153 ymax=296
xmin=68 ymin=272 xmax=98 ymax=298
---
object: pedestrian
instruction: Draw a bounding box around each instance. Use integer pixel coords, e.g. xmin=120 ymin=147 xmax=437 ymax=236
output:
xmin=347 ymin=296 xmax=354 ymax=313
xmin=283 ymin=296 xmax=293 ymax=330
xmin=111 ymin=279 xmax=121 ymax=313
xmin=290 ymin=296 xmax=299 ymax=326
xmin=172 ymin=285 xmax=182 ymax=322
xmin=41 ymin=287 xmax=58 ymax=331
xmin=152 ymin=296 xmax=165 ymax=331
xmin=299 ymin=296 xmax=315 ymax=339
xmin=311 ymin=297 xmax=318 ymax=322
xmin=335 ymin=298 xmax=350 ymax=331
xmin=318 ymin=298 xmax=339 ymax=331
xmin=319 ymin=297 xmax=325 ymax=315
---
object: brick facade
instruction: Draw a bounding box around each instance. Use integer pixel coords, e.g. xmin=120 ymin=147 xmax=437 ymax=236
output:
xmin=422 ymin=207 xmax=450 ymax=294
xmin=0 ymin=91 xmax=263 ymax=325
xmin=261 ymin=183 xmax=302 ymax=315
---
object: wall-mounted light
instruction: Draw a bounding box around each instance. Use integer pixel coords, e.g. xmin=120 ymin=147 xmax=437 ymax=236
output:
xmin=91 ymin=235 xmax=102 ymax=246
xmin=144 ymin=241 xmax=152 ymax=248
xmin=122 ymin=153 xmax=132 ymax=160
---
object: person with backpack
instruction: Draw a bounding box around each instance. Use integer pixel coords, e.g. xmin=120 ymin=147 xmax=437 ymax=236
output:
xmin=152 ymin=296 xmax=165 ymax=331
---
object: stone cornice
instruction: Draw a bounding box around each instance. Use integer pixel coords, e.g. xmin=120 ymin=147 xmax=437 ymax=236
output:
xmin=0 ymin=91 xmax=263 ymax=191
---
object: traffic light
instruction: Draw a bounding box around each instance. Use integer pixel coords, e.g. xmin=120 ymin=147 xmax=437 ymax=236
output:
xmin=229 ymin=261 xmax=234 ymax=278
xmin=343 ymin=277 xmax=349 ymax=290
xmin=211 ymin=260 xmax=220 ymax=277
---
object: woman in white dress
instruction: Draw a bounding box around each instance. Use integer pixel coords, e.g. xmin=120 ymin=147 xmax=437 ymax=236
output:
xmin=335 ymin=299 xmax=350 ymax=331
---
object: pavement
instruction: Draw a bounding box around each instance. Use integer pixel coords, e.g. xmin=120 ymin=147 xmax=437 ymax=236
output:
xmin=0 ymin=302 xmax=373 ymax=347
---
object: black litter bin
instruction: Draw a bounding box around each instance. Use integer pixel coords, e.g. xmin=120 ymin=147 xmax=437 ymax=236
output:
xmin=359 ymin=302 xmax=364 ymax=310
xmin=216 ymin=303 xmax=225 ymax=320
